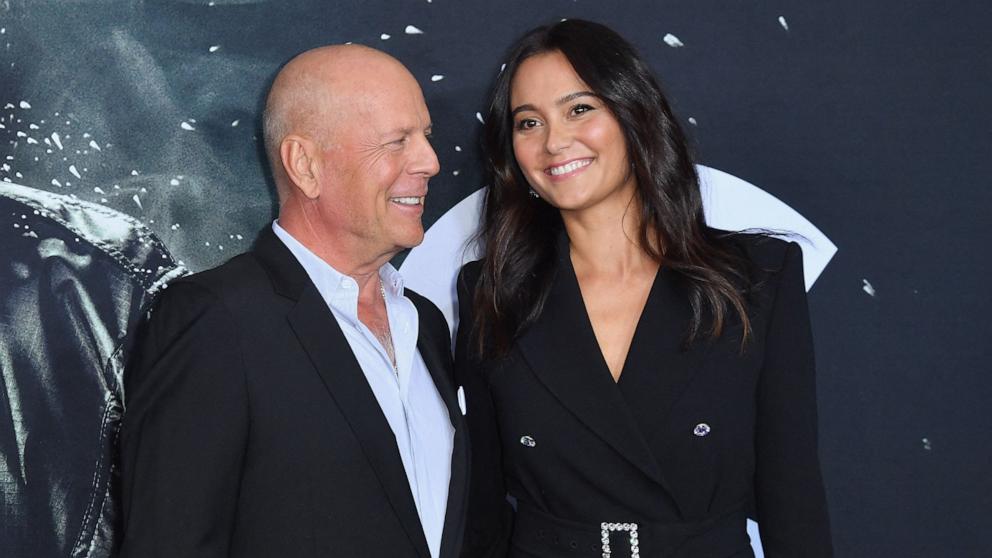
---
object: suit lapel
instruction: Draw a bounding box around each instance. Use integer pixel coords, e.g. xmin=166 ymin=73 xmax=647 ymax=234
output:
xmin=254 ymin=229 xmax=431 ymax=558
xmin=619 ymin=267 xmax=708 ymax=446
xmin=515 ymin=248 xmax=673 ymax=493
xmin=410 ymin=294 xmax=469 ymax=558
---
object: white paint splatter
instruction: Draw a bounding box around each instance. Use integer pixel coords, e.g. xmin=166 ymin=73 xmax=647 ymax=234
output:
xmin=132 ymin=194 xmax=143 ymax=210
xmin=130 ymin=170 xmax=139 ymax=176
xmin=51 ymin=132 xmax=63 ymax=149
xmin=778 ymin=16 xmax=789 ymax=31
xmin=688 ymin=117 xmax=698 ymax=126
xmin=4 ymin=103 xmax=14 ymax=109
xmin=452 ymin=170 xmax=460 ymax=176
xmin=68 ymin=165 xmax=81 ymax=179
xmin=231 ymin=119 xmax=240 ymax=127
xmin=94 ymin=187 xmax=106 ymax=194
xmin=170 ymin=178 xmax=180 ymax=186
xmin=82 ymin=132 xmax=91 ymax=138
xmin=431 ymin=75 xmax=444 ymax=82
xmin=51 ymin=178 xmax=61 ymax=187
xmin=405 ymin=25 xmax=424 ymax=35
xmin=862 ymin=278 xmax=876 ymax=297
xmin=454 ymin=145 xmax=462 ymax=152
xmin=209 ymin=45 xmax=221 ymax=53
xmin=28 ymin=123 xmax=38 ymax=130
xmin=170 ymin=223 xmax=181 ymax=231
xmin=1 ymin=28 xmax=5 ymax=34
xmin=19 ymin=101 xmax=30 ymax=109
xmin=14 ymin=171 xmax=22 ymax=178
xmin=89 ymin=140 xmax=101 ymax=151
xmin=380 ymin=33 xmax=391 ymax=40
xmin=236 ymin=234 xmax=243 ymax=240
xmin=922 ymin=437 xmax=932 ymax=451
xmin=0 ymin=163 xmax=7 ymax=172
xmin=26 ymin=137 xmax=38 ymax=144
xmin=663 ymin=34 xmax=684 ymax=48
xmin=16 ymin=131 xmax=26 ymax=138
xmin=180 ymin=121 xmax=195 ymax=131
xmin=0 ymin=123 xmax=4 ymax=129
xmin=476 ymin=112 xmax=485 ymax=124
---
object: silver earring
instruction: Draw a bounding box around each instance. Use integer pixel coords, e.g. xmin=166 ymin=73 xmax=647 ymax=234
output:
xmin=528 ymin=188 xmax=540 ymax=199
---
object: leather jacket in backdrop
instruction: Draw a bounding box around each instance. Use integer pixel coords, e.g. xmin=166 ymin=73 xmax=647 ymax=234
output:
xmin=0 ymin=182 xmax=185 ymax=558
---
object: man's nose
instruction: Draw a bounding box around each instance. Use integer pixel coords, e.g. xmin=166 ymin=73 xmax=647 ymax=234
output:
xmin=413 ymin=135 xmax=440 ymax=178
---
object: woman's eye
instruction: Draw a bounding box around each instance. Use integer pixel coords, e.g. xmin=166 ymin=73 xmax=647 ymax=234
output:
xmin=515 ymin=118 xmax=539 ymax=130
xmin=572 ymin=104 xmax=594 ymax=116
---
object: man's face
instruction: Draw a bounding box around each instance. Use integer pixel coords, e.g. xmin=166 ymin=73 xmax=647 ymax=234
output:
xmin=315 ymin=72 xmax=439 ymax=261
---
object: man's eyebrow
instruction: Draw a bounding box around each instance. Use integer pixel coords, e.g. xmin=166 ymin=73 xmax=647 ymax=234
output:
xmin=382 ymin=124 xmax=433 ymax=138
xmin=510 ymin=90 xmax=597 ymax=116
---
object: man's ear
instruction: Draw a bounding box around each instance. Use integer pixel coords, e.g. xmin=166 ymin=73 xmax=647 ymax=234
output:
xmin=280 ymin=135 xmax=322 ymax=199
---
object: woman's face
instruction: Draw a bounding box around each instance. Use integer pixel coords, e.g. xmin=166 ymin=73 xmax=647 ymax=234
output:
xmin=509 ymin=50 xmax=635 ymax=215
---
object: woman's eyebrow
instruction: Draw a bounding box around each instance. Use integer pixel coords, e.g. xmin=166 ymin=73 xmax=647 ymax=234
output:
xmin=511 ymin=90 xmax=597 ymax=116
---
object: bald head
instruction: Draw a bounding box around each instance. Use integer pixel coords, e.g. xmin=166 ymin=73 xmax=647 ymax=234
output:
xmin=262 ymin=45 xmax=418 ymax=200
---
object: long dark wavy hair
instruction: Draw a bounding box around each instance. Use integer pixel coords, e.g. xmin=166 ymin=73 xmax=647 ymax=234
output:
xmin=472 ymin=19 xmax=752 ymax=357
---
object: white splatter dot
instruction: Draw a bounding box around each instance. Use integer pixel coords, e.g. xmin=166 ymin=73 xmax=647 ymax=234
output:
xmin=663 ymin=33 xmax=684 ymax=48
xmin=431 ymin=75 xmax=444 ymax=82
xmin=0 ymin=123 xmax=4 ymax=129
xmin=0 ymin=163 xmax=8 ymax=172
xmin=205 ymin=241 xmax=211 ymax=247
xmin=83 ymin=132 xmax=91 ymax=138
xmin=4 ymin=103 xmax=13 ymax=109
xmin=231 ymin=119 xmax=240 ymax=127
xmin=171 ymin=223 xmax=180 ymax=230
xmin=1 ymin=28 xmax=5 ymax=34
xmin=132 ymin=194 xmax=143 ymax=210
xmin=15 ymin=131 xmax=26 ymax=138
xmin=688 ymin=117 xmax=698 ymax=126
xmin=14 ymin=171 xmax=22 ymax=178
xmin=209 ymin=45 xmax=221 ymax=53
xmin=862 ymin=279 xmax=876 ymax=297
xmin=25 ymin=137 xmax=38 ymax=144
xmin=778 ymin=16 xmax=790 ymax=31
xmin=94 ymin=187 xmax=106 ymax=194
xmin=452 ymin=170 xmax=460 ymax=176
xmin=89 ymin=140 xmax=101 ymax=151
xmin=236 ymin=234 xmax=243 ymax=240
xmin=170 ymin=178 xmax=180 ymax=186
xmin=180 ymin=121 xmax=195 ymax=131
xmin=454 ymin=145 xmax=462 ymax=152
xmin=51 ymin=132 xmax=63 ymax=150
xmin=405 ymin=25 xmax=424 ymax=35
xmin=51 ymin=178 xmax=61 ymax=187
xmin=130 ymin=170 xmax=139 ymax=176
xmin=921 ymin=437 xmax=932 ymax=451
xmin=28 ymin=123 xmax=39 ymax=130
xmin=19 ymin=101 xmax=31 ymax=109
xmin=380 ymin=33 xmax=391 ymax=40
xmin=476 ymin=112 xmax=485 ymax=124
xmin=69 ymin=165 xmax=81 ymax=179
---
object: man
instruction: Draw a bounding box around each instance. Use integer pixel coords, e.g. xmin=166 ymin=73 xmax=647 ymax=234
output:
xmin=119 ymin=45 xmax=467 ymax=558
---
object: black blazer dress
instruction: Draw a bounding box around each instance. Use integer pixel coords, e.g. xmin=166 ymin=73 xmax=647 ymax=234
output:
xmin=456 ymin=233 xmax=832 ymax=558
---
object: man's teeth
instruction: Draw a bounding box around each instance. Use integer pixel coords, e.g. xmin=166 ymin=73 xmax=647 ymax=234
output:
xmin=391 ymin=196 xmax=424 ymax=205
xmin=549 ymin=159 xmax=591 ymax=176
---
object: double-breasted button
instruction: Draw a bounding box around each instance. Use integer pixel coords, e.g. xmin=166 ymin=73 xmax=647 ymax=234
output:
xmin=520 ymin=435 xmax=537 ymax=447
xmin=693 ymin=423 xmax=711 ymax=437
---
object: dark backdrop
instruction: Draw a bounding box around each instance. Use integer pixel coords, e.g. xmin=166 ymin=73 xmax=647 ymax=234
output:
xmin=1 ymin=1 xmax=989 ymax=556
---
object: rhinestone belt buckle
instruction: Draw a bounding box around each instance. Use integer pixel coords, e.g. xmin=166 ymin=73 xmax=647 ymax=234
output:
xmin=600 ymin=521 xmax=639 ymax=558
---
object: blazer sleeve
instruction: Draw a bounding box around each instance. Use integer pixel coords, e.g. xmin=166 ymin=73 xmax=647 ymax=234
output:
xmin=455 ymin=263 xmax=512 ymax=558
xmin=119 ymin=281 xmax=249 ymax=557
xmin=753 ymin=242 xmax=834 ymax=557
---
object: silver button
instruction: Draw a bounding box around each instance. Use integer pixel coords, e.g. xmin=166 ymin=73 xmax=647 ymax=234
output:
xmin=693 ymin=423 xmax=711 ymax=437
xmin=519 ymin=435 xmax=536 ymax=447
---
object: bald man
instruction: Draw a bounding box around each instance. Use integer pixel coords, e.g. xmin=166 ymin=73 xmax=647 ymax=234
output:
xmin=119 ymin=46 xmax=468 ymax=558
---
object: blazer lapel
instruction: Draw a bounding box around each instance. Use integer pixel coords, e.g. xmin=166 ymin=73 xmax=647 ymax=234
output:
xmin=515 ymin=247 xmax=672 ymax=493
xmin=255 ymin=230 xmax=431 ymax=558
xmin=410 ymin=293 xmax=469 ymax=558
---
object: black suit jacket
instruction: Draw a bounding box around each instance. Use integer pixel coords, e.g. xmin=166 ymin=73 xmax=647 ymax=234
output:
xmin=120 ymin=227 xmax=469 ymax=558
xmin=456 ymin=234 xmax=832 ymax=558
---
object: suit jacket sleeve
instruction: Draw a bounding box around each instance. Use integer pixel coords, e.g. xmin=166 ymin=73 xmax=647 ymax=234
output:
xmin=753 ymin=242 xmax=834 ymax=557
xmin=119 ymin=281 xmax=249 ymax=557
xmin=455 ymin=263 xmax=512 ymax=558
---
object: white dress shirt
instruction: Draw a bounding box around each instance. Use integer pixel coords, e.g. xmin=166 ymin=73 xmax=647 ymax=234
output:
xmin=273 ymin=222 xmax=454 ymax=558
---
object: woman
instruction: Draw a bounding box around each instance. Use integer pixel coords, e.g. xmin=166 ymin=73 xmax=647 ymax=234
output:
xmin=456 ymin=19 xmax=833 ymax=558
